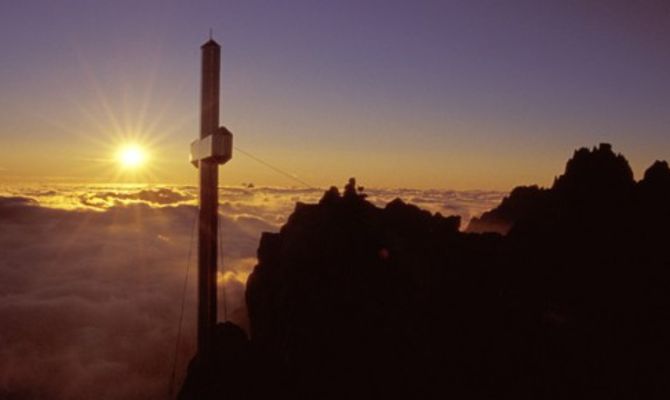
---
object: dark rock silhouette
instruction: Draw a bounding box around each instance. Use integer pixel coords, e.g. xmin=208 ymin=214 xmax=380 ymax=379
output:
xmin=177 ymin=322 xmax=260 ymax=400
xmin=468 ymin=143 xmax=638 ymax=235
xmin=467 ymin=185 xmax=549 ymax=234
xmin=181 ymin=147 xmax=670 ymax=399
xmin=247 ymin=182 xmax=465 ymax=399
xmin=639 ymin=160 xmax=670 ymax=214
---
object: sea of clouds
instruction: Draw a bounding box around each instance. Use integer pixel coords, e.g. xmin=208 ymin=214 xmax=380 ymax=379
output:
xmin=0 ymin=184 xmax=504 ymax=399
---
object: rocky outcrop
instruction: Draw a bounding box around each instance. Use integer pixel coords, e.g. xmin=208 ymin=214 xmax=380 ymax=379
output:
xmin=246 ymin=180 xmax=490 ymax=399
xmin=467 ymin=143 xmax=662 ymax=236
xmin=467 ymin=185 xmax=549 ymax=234
xmin=181 ymin=147 xmax=670 ymax=399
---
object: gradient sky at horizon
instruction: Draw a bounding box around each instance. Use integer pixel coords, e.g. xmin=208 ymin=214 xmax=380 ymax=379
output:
xmin=1 ymin=0 xmax=668 ymax=190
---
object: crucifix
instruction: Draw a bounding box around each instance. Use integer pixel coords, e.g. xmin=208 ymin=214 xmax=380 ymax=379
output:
xmin=189 ymin=37 xmax=232 ymax=357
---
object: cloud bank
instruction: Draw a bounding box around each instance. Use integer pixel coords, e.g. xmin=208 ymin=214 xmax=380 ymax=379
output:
xmin=0 ymin=184 xmax=504 ymax=399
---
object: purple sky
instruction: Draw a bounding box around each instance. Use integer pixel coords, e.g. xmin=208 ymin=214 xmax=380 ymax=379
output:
xmin=0 ymin=0 xmax=668 ymax=189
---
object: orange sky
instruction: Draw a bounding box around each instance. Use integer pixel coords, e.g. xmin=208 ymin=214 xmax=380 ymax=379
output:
xmin=1 ymin=1 xmax=668 ymax=191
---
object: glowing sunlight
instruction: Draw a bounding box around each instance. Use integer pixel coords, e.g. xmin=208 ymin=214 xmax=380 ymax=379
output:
xmin=117 ymin=144 xmax=148 ymax=169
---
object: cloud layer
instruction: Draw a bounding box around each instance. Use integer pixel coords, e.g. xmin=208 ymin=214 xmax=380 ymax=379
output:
xmin=0 ymin=184 xmax=503 ymax=399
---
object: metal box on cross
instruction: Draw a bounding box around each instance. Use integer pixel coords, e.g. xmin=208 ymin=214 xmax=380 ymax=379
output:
xmin=190 ymin=126 xmax=233 ymax=167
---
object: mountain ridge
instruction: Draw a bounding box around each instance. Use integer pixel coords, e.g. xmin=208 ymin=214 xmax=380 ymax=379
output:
xmin=180 ymin=144 xmax=670 ymax=399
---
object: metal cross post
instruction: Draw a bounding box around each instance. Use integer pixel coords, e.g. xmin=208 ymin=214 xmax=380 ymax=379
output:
xmin=190 ymin=37 xmax=233 ymax=358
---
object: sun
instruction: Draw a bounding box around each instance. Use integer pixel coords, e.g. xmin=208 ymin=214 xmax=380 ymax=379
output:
xmin=117 ymin=144 xmax=148 ymax=169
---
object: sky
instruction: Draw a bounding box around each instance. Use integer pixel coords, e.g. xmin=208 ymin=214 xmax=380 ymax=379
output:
xmin=1 ymin=0 xmax=669 ymax=190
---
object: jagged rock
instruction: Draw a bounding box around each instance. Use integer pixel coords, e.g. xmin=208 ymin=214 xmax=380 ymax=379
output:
xmin=554 ymin=143 xmax=634 ymax=195
xmin=246 ymin=181 xmax=470 ymax=399
xmin=639 ymin=160 xmax=670 ymax=201
xmin=467 ymin=143 xmax=643 ymax=235
xmin=468 ymin=185 xmax=548 ymax=234
xmin=182 ymin=145 xmax=670 ymax=399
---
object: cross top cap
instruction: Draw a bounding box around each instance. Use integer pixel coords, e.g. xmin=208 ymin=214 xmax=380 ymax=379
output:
xmin=201 ymin=38 xmax=220 ymax=48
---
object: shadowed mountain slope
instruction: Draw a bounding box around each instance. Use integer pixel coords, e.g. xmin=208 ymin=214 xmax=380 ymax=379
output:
xmin=181 ymin=146 xmax=670 ymax=399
